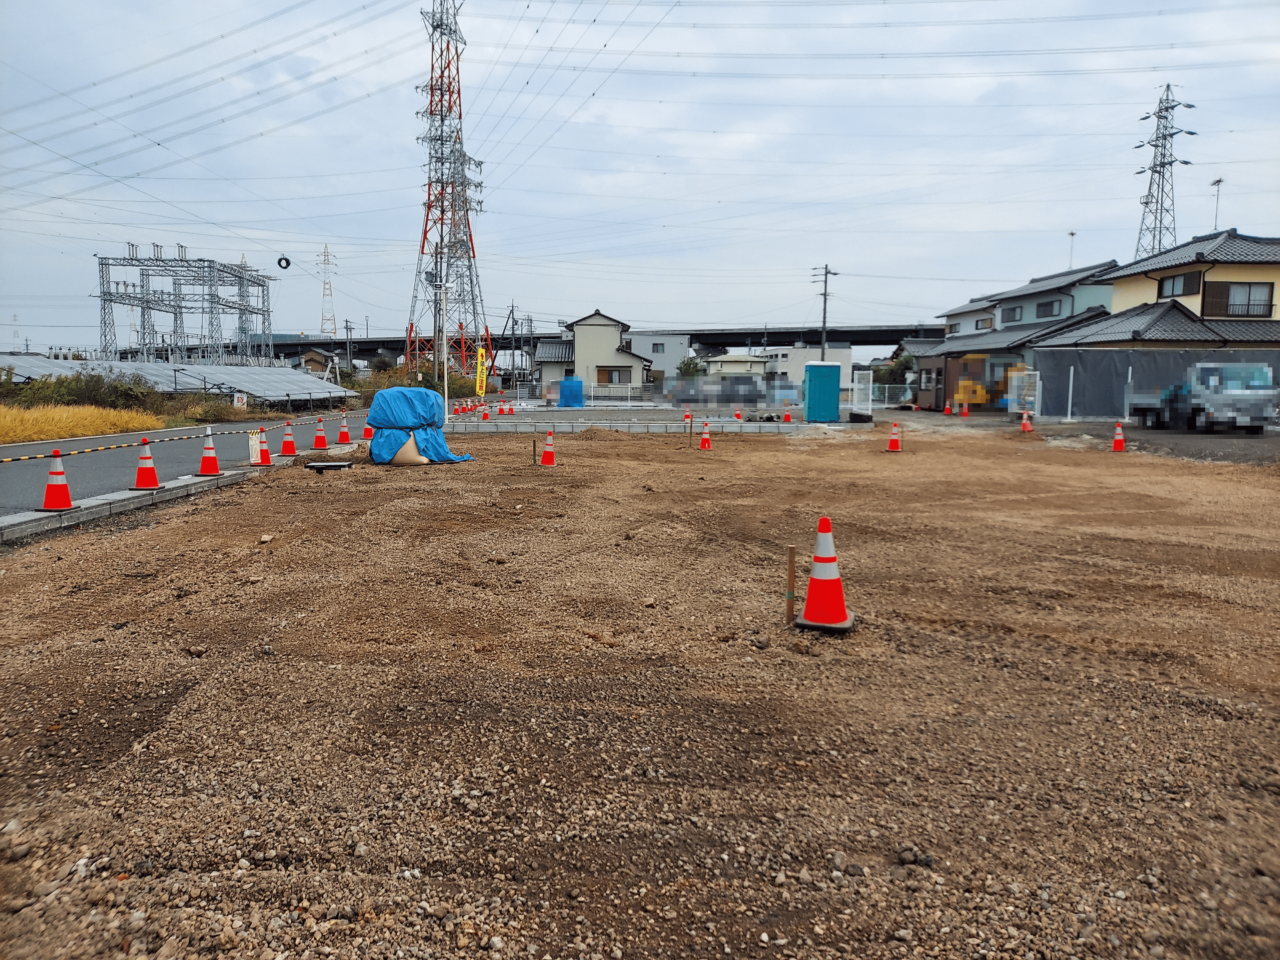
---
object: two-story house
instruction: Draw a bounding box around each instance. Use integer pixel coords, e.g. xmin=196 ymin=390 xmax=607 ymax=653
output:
xmin=532 ymin=309 xmax=653 ymax=389
xmin=1027 ymin=230 xmax=1280 ymax=418
xmin=915 ymin=261 xmax=1116 ymax=410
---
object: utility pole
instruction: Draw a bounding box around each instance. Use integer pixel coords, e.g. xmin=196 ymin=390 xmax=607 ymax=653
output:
xmin=1210 ymin=178 xmax=1224 ymax=231
xmin=812 ymin=265 xmax=838 ymax=361
xmin=1068 ymin=231 xmax=1076 ymax=269
xmin=344 ymin=318 xmax=354 ymax=371
xmin=1134 ymin=84 xmax=1196 ymax=259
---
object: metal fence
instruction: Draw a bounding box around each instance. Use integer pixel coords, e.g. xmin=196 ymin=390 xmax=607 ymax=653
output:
xmin=1006 ymin=369 xmax=1042 ymax=418
xmin=871 ymin=384 xmax=913 ymax=407
xmin=847 ymin=370 xmax=873 ymax=415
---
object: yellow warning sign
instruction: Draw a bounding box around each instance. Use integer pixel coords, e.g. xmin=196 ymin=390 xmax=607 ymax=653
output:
xmin=476 ymin=348 xmax=487 ymax=397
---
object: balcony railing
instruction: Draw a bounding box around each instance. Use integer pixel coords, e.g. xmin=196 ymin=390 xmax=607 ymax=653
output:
xmin=1204 ymin=301 xmax=1275 ymax=319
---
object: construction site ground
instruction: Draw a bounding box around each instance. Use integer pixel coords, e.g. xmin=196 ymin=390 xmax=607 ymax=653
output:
xmin=2 ymin=423 xmax=1278 ymax=960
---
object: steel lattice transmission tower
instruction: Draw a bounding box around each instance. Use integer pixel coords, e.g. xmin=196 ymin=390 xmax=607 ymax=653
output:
xmin=406 ymin=0 xmax=487 ymax=379
xmin=318 ymin=244 xmax=338 ymax=337
xmin=1133 ymin=84 xmax=1196 ymax=259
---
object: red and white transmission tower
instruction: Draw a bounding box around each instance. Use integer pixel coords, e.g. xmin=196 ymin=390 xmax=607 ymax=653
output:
xmin=406 ymin=0 xmax=487 ymax=380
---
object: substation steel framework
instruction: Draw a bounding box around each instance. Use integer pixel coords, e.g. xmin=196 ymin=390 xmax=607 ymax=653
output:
xmin=1134 ymin=84 xmax=1196 ymax=260
xmin=405 ymin=0 xmax=488 ymax=381
xmin=97 ymin=243 xmax=274 ymax=363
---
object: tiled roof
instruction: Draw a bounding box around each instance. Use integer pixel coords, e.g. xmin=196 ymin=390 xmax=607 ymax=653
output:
xmin=616 ymin=346 xmax=653 ymax=365
xmin=564 ymin=309 xmax=631 ymax=331
xmin=1030 ymin=299 xmax=1280 ymax=346
xmin=921 ymin=308 xmax=1110 ymax=356
xmin=533 ymin=339 xmax=574 ymax=363
xmin=897 ymin=338 xmax=944 ymax=356
xmin=1095 ymin=229 xmax=1280 ymax=280
xmin=935 ymin=261 xmax=1116 ymax=318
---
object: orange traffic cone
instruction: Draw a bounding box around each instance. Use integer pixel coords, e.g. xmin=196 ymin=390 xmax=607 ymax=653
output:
xmin=312 ymin=417 xmax=328 ymax=451
xmin=281 ymin=421 xmax=297 ymax=456
xmin=482 ymin=406 xmax=489 ymax=421
xmin=683 ymin=408 xmax=691 ymax=422
xmin=943 ymin=399 xmax=952 ymax=416
xmin=540 ymin=430 xmax=556 ymax=466
xmin=887 ymin=423 xmax=902 ymax=452
xmin=961 ymin=402 xmax=969 ymax=418
xmin=735 ymin=407 xmax=742 ymax=421
xmin=700 ymin=423 xmax=712 ymax=450
xmin=39 ymin=450 xmax=74 ymax=511
xmin=453 ymin=403 xmax=460 ymax=415
xmin=197 ymin=427 xmax=222 ymax=476
xmin=793 ymin=517 xmax=855 ymax=633
xmin=337 ymin=414 xmax=351 ymax=444
xmin=362 ymin=419 xmax=374 ymax=440
xmin=131 ymin=439 xmax=161 ymax=490
xmin=1112 ymin=422 xmax=1126 ymax=452
xmin=257 ymin=430 xmax=273 ymax=466
xmin=783 ymin=410 xmax=791 ymax=423
xmin=1020 ymin=411 xmax=1033 ymax=433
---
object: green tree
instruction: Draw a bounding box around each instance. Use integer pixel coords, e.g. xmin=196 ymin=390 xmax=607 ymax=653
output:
xmin=675 ymin=356 xmax=702 ymax=377
xmin=873 ymin=355 xmax=914 ymax=385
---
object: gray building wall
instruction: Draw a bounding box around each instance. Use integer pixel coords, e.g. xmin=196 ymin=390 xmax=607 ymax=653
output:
xmin=626 ymin=331 xmax=690 ymax=381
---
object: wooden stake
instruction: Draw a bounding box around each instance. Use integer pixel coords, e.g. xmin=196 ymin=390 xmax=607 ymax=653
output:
xmin=786 ymin=544 xmax=797 ymax=625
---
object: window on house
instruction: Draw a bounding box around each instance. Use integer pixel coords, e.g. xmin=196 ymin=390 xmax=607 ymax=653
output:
xmin=1035 ymin=299 xmax=1062 ymax=319
xmin=597 ymin=368 xmax=632 ymax=384
xmin=650 ymin=342 xmax=665 ymax=354
xmin=945 ymin=323 xmax=959 ymax=335
xmin=1202 ymin=281 xmax=1274 ymax=318
xmin=920 ymin=369 xmax=935 ymax=390
xmin=975 ymin=318 xmax=993 ymax=330
xmin=1001 ymin=306 xmax=1022 ymax=324
xmin=621 ymin=338 xmax=632 ymax=351
xmin=1158 ymin=271 xmax=1202 ymax=299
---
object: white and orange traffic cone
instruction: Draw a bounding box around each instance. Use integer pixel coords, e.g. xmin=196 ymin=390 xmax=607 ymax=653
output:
xmin=39 ymin=450 xmax=74 ymax=511
xmin=943 ymin=399 xmax=952 ymax=416
xmin=482 ymin=406 xmax=490 ymax=421
xmin=683 ymin=407 xmax=691 ymax=422
xmin=793 ymin=517 xmax=856 ymax=633
xmin=197 ymin=427 xmax=222 ymax=476
xmin=699 ymin=423 xmax=712 ymax=450
xmin=734 ymin=407 xmax=742 ymax=421
xmin=337 ymin=414 xmax=351 ymax=444
xmin=886 ymin=423 xmax=902 ymax=452
xmin=131 ymin=439 xmax=161 ymax=490
xmin=783 ymin=409 xmax=792 ymax=423
xmin=1020 ymin=411 xmax=1033 ymax=433
xmin=258 ymin=430 xmax=272 ymax=466
xmin=961 ymin=402 xmax=969 ymax=418
xmin=281 ymin=421 xmax=297 ymax=455
xmin=312 ymin=417 xmax=328 ymax=451
xmin=1112 ymin=422 xmax=1126 ymax=452
xmin=540 ymin=430 xmax=556 ymax=466
xmin=453 ymin=403 xmax=460 ymax=416
xmin=362 ymin=418 xmax=374 ymax=440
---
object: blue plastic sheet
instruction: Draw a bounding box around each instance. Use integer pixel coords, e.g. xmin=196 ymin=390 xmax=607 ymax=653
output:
xmin=366 ymin=387 xmax=473 ymax=464
xmin=559 ymin=376 xmax=584 ymax=408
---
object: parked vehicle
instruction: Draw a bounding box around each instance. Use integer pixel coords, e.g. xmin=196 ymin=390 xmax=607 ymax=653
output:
xmin=1130 ymin=363 xmax=1277 ymax=433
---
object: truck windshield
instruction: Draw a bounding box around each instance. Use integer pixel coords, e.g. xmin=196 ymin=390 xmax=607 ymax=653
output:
xmin=1196 ymin=365 xmax=1273 ymax=389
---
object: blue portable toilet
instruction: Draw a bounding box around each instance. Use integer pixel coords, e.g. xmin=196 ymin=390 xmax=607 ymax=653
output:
xmin=558 ymin=376 xmax=584 ymax=408
xmin=803 ymin=362 xmax=842 ymax=423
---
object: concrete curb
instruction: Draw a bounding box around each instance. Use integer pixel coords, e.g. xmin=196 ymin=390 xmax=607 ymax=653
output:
xmin=442 ymin=421 xmax=871 ymax=435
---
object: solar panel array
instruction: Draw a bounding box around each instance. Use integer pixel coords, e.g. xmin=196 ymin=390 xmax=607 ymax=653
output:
xmin=0 ymin=355 xmax=356 ymax=402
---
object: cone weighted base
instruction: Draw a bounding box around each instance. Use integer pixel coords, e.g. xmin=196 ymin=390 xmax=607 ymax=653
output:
xmin=793 ymin=611 xmax=857 ymax=633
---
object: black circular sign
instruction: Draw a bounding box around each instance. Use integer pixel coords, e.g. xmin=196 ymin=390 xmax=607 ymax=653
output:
xmin=277 ymin=256 xmax=291 ymax=269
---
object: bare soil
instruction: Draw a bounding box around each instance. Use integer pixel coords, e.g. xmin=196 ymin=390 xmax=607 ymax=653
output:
xmin=2 ymin=425 xmax=1279 ymax=960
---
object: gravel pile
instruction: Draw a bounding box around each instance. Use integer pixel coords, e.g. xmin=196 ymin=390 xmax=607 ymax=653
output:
xmin=2 ymin=430 xmax=1278 ymax=960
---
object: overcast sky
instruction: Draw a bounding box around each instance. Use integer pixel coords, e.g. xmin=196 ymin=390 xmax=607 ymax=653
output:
xmin=2 ymin=0 xmax=1278 ymax=359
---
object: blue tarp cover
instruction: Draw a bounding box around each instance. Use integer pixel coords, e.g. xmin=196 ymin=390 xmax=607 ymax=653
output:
xmin=559 ymin=376 xmax=584 ymax=408
xmin=366 ymin=387 xmax=473 ymax=464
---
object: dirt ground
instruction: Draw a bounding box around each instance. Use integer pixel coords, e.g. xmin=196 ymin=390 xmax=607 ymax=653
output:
xmin=2 ymin=424 xmax=1279 ymax=960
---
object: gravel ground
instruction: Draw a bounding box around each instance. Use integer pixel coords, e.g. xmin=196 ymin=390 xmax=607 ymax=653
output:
xmin=1 ymin=426 xmax=1278 ymax=960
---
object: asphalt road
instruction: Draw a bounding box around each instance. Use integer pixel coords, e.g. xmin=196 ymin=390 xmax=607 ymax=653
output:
xmin=0 ymin=413 xmax=369 ymax=517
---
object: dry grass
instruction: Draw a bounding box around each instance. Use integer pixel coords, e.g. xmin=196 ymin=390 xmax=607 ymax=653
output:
xmin=0 ymin=403 xmax=164 ymax=444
